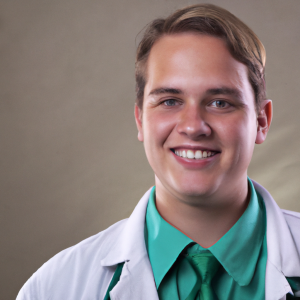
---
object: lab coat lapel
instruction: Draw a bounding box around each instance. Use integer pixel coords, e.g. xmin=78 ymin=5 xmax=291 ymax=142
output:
xmin=253 ymin=180 xmax=300 ymax=300
xmin=101 ymin=187 xmax=159 ymax=300
xmin=265 ymin=260 xmax=292 ymax=300
xmin=110 ymin=257 xmax=159 ymax=300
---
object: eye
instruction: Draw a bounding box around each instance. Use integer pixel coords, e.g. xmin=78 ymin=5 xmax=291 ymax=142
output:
xmin=162 ymin=99 xmax=178 ymax=106
xmin=210 ymin=100 xmax=231 ymax=108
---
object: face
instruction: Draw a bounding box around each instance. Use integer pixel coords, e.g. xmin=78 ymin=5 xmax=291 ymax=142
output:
xmin=135 ymin=33 xmax=271 ymax=202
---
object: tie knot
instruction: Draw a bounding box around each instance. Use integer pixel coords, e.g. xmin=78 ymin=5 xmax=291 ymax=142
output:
xmin=186 ymin=251 xmax=220 ymax=285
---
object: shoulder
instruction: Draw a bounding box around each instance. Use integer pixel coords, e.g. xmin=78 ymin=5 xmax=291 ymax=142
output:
xmin=17 ymin=218 xmax=128 ymax=300
xmin=40 ymin=217 xmax=128 ymax=272
xmin=281 ymin=209 xmax=300 ymax=222
xmin=281 ymin=209 xmax=300 ymax=244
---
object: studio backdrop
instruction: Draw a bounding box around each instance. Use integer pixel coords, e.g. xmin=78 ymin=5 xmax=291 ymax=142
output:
xmin=1 ymin=0 xmax=300 ymax=298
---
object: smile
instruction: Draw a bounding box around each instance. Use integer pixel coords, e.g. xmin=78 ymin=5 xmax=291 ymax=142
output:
xmin=172 ymin=149 xmax=218 ymax=159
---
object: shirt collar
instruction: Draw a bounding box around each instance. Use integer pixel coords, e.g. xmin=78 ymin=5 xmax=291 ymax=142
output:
xmin=145 ymin=178 xmax=266 ymax=288
xmin=145 ymin=187 xmax=193 ymax=288
xmin=209 ymin=179 xmax=266 ymax=286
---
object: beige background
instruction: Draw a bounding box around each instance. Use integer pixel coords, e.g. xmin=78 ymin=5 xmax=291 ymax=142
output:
xmin=1 ymin=0 xmax=299 ymax=298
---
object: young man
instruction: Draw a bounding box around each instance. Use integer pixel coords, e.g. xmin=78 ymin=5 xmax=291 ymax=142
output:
xmin=17 ymin=4 xmax=300 ymax=300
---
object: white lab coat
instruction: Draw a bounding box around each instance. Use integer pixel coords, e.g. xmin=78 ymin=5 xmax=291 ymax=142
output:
xmin=17 ymin=180 xmax=300 ymax=300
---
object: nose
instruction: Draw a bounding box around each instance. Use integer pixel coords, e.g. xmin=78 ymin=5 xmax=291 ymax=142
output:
xmin=176 ymin=105 xmax=212 ymax=139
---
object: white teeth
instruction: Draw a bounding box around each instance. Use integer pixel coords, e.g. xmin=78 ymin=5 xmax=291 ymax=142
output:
xmin=174 ymin=149 xmax=216 ymax=159
xmin=195 ymin=150 xmax=202 ymax=159
xmin=187 ymin=150 xmax=194 ymax=159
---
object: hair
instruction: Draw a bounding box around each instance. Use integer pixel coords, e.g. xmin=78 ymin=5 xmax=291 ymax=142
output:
xmin=135 ymin=4 xmax=266 ymax=112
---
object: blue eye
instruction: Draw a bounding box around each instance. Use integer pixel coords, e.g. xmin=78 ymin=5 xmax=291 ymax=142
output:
xmin=163 ymin=99 xmax=177 ymax=106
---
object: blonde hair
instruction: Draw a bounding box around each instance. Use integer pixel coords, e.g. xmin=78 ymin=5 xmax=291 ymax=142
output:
xmin=135 ymin=4 xmax=266 ymax=111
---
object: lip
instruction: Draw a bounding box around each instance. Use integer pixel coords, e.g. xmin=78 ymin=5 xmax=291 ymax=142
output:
xmin=170 ymin=149 xmax=220 ymax=169
xmin=171 ymin=145 xmax=221 ymax=152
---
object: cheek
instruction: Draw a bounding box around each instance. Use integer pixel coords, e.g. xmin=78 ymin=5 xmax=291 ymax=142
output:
xmin=142 ymin=112 xmax=176 ymax=174
xmin=143 ymin=111 xmax=176 ymax=146
xmin=214 ymin=114 xmax=257 ymax=154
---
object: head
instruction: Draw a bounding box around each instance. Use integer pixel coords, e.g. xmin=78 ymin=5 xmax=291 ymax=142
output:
xmin=134 ymin=4 xmax=272 ymax=203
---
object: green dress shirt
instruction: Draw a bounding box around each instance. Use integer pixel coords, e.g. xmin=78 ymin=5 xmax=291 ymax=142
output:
xmin=145 ymin=179 xmax=268 ymax=300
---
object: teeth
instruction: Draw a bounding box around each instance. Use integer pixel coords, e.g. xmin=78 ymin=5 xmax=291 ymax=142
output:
xmin=174 ymin=149 xmax=216 ymax=159
xmin=187 ymin=150 xmax=194 ymax=159
xmin=195 ymin=150 xmax=202 ymax=159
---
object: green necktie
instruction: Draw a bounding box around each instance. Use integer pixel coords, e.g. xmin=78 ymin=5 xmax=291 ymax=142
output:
xmin=185 ymin=251 xmax=220 ymax=300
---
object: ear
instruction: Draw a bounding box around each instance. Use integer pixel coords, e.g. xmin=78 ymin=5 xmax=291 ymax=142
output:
xmin=134 ymin=104 xmax=144 ymax=142
xmin=255 ymin=99 xmax=272 ymax=144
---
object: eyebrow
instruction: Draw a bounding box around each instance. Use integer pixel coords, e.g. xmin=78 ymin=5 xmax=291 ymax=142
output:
xmin=148 ymin=87 xmax=183 ymax=96
xmin=205 ymin=87 xmax=242 ymax=99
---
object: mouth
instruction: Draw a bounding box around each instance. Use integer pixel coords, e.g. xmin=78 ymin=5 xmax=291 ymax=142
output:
xmin=171 ymin=148 xmax=219 ymax=160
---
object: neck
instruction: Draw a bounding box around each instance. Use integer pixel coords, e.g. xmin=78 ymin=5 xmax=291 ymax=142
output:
xmin=155 ymin=177 xmax=250 ymax=248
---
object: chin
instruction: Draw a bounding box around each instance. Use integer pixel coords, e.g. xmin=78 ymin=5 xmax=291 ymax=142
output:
xmin=171 ymin=180 xmax=215 ymax=199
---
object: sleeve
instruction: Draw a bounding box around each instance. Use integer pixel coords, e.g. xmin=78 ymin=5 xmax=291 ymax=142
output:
xmin=16 ymin=272 xmax=40 ymax=300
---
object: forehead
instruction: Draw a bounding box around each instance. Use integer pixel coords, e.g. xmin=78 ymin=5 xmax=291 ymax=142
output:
xmin=145 ymin=33 xmax=254 ymax=100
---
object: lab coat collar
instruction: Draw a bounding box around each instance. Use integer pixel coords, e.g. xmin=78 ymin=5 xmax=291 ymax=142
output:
xmin=100 ymin=188 xmax=152 ymax=267
xmin=101 ymin=187 xmax=159 ymax=300
xmin=253 ymin=180 xmax=300 ymax=299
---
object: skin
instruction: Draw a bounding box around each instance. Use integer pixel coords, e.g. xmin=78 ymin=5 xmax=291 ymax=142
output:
xmin=135 ymin=33 xmax=272 ymax=247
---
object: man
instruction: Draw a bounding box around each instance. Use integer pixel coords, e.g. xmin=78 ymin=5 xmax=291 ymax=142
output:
xmin=17 ymin=4 xmax=300 ymax=300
